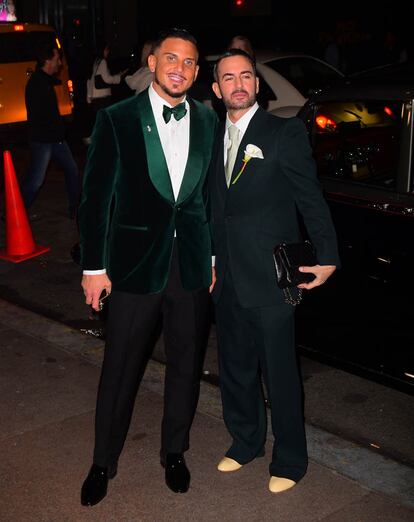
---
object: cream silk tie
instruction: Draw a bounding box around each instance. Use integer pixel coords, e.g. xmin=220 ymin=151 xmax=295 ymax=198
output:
xmin=225 ymin=125 xmax=240 ymax=187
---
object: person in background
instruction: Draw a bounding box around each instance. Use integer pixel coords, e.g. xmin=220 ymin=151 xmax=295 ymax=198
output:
xmin=84 ymin=43 xmax=128 ymax=144
xmin=125 ymin=39 xmax=154 ymax=94
xmin=78 ymin=28 xmax=217 ymax=507
xmin=21 ymin=42 xmax=80 ymax=220
xmin=209 ymin=49 xmax=339 ymax=494
xmin=87 ymin=43 xmax=128 ymax=110
xmin=227 ymin=35 xmax=255 ymax=61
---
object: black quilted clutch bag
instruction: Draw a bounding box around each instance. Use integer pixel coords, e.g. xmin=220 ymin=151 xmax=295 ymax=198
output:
xmin=273 ymin=240 xmax=317 ymax=305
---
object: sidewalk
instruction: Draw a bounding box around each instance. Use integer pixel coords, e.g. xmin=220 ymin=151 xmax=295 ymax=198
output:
xmin=1 ymin=298 xmax=413 ymax=521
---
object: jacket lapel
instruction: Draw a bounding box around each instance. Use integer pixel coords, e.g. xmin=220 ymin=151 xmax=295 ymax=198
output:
xmin=229 ymin=107 xmax=267 ymax=187
xmin=215 ymin=123 xmax=227 ymax=196
xmin=176 ymin=98 xmax=205 ymax=205
xmin=137 ymin=90 xmax=175 ymax=203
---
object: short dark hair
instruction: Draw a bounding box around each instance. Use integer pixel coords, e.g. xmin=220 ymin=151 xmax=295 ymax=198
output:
xmin=36 ymin=42 xmax=59 ymax=68
xmin=213 ymin=48 xmax=256 ymax=82
xmin=150 ymin=28 xmax=198 ymax=56
xmin=95 ymin=41 xmax=110 ymax=59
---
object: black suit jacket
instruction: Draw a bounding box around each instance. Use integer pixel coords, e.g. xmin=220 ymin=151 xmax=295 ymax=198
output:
xmin=209 ymin=107 xmax=340 ymax=308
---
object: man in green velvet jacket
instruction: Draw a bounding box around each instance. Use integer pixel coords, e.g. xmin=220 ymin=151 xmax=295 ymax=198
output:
xmin=209 ymin=49 xmax=340 ymax=495
xmin=78 ymin=29 xmax=217 ymax=507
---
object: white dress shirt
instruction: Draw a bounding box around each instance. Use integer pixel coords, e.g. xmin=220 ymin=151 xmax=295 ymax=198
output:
xmin=224 ymin=102 xmax=259 ymax=165
xmin=83 ymin=82 xmax=190 ymax=275
xmin=148 ymin=83 xmax=190 ymax=200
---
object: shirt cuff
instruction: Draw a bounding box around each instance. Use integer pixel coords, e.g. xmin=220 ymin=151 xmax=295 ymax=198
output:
xmin=212 ymin=255 xmax=215 ymax=266
xmin=83 ymin=269 xmax=107 ymax=275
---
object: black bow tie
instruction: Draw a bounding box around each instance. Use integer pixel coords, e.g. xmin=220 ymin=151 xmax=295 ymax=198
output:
xmin=162 ymin=102 xmax=187 ymax=123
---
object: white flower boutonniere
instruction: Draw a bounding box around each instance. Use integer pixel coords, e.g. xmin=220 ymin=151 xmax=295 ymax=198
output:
xmin=232 ymin=144 xmax=264 ymax=185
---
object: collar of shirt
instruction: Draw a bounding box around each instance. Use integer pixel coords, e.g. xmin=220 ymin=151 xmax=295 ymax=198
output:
xmin=224 ymin=102 xmax=259 ymax=164
xmin=225 ymin=102 xmax=259 ymax=142
xmin=148 ymin=82 xmax=189 ymax=124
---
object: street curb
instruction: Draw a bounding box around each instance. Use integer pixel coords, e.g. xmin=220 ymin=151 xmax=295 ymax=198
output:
xmin=1 ymin=298 xmax=413 ymax=509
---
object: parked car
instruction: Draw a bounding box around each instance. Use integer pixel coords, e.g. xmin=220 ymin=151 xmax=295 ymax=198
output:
xmin=198 ymin=52 xmax=344 ymax=118
xmin=0 ymin=22 xmax=73 ymax=131
xmin=350 ymin=60 xmax=414 ymax=85
xmin=259 ymin=52 xmax=345 ymax=115
xmin=297 ymin=77 xmax=414 ymax=393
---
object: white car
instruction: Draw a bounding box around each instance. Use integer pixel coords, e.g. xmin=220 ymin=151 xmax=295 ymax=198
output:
xmin=203 ymin=52 xmax=344 ymax=118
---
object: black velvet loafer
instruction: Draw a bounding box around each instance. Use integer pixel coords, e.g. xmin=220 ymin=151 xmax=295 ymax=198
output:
xmin=161 ymin=453 xmax=190 ymax=493
xmin=81 ymin=464 xmax=109 ymax=507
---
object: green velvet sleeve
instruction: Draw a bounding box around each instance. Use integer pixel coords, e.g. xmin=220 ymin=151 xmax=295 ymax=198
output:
xmin=78 ymin=109 xmax=119 ymax=270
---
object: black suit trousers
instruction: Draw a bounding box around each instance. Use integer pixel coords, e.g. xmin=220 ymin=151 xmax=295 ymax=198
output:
xmin=215 ymin=269 xmax=308 ymax=482
xmin=93 ymin=246 xmax=209 ymax=467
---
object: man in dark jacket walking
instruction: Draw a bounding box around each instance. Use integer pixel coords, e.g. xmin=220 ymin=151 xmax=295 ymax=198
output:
xmin=21 ymin=42 xmax=80 ymax=219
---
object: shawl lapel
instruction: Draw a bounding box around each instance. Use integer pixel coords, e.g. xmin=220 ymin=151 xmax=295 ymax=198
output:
xmin=215 ymin=123 xmax=227 ymax=199
xmin=137 ymin=90 xmax=175 ymax=203
xmin=176 ymin=98 xmax=205 ymax=205
xmin=137 ymin=92 xmax=206 ymax=205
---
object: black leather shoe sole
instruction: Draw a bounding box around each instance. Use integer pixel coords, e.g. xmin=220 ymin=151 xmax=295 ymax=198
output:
xmin=167 ymin=480 xmax=189 ymax=493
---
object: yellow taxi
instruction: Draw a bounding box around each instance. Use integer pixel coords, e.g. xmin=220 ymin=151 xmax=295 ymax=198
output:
xmin=0 ymin=22 xmax=73 ymax=127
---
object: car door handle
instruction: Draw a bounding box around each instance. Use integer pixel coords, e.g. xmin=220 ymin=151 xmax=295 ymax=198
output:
xmin=367 ymin=256 xmax=392 ymax=283
xmin=377 ymin=256 xmax=391 ymax=264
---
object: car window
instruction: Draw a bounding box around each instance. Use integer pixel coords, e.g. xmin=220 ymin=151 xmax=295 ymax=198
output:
xmin=310 ymin=99 xmax=403 ymax=190
xmin=0 ymin=31 xmax=56 ymax=63
xmin=266 ymin=57 xmax=341 ymax=97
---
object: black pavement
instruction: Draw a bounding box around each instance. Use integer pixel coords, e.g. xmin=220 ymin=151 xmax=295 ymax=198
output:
xmin=1 ymin=298 xmax=414 ymax=521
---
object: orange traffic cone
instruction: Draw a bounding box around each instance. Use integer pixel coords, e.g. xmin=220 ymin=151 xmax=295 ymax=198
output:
xmin=0 ymin=150 xmax=50 ymax=262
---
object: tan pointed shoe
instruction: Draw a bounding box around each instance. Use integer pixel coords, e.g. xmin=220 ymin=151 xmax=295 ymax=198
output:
xmin=269 ymin=476 xmax=296 ymax=493
xmin=217 ymin=457 xmax=243 ymax=472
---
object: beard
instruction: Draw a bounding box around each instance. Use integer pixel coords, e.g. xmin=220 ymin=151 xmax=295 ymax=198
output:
xmin=153 ymin=73 xmax=188 ymax=99
xmin=223 ymin=90 xmax=256 ymax=111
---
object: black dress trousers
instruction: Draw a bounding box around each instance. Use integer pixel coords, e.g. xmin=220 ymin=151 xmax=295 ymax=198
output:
xmin=215 ymin=268 xmax=308 ymax=482
xmin=93 ymin=244 xmax=209 ymax=467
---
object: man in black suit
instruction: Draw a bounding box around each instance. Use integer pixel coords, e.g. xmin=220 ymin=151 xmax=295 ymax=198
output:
xmin=209 ymin=49 xmax=340 ymax=493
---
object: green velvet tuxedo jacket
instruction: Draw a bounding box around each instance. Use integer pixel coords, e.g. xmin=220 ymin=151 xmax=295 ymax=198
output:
xmin=209 ymin=107 xmax=340 ymax=308
xmin=78 ymin=90 xmax=217 ymax=294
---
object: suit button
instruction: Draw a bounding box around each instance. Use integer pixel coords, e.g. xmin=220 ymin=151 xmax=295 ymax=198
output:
xmin=177 ymin=206 xmax=181 ymax=211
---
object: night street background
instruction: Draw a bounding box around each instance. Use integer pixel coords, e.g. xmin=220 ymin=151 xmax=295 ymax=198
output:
xmin=0 ymin=2 xmax=413 ymax=518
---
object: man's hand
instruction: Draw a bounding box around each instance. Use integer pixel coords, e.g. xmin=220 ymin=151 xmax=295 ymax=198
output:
xmin=81 ymin=273 xmax=112 ymax=311
xmin=297 ymin=265 xmax=336 ymax=290
xmin=209 ymin=266 xmax=216 ymax=293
